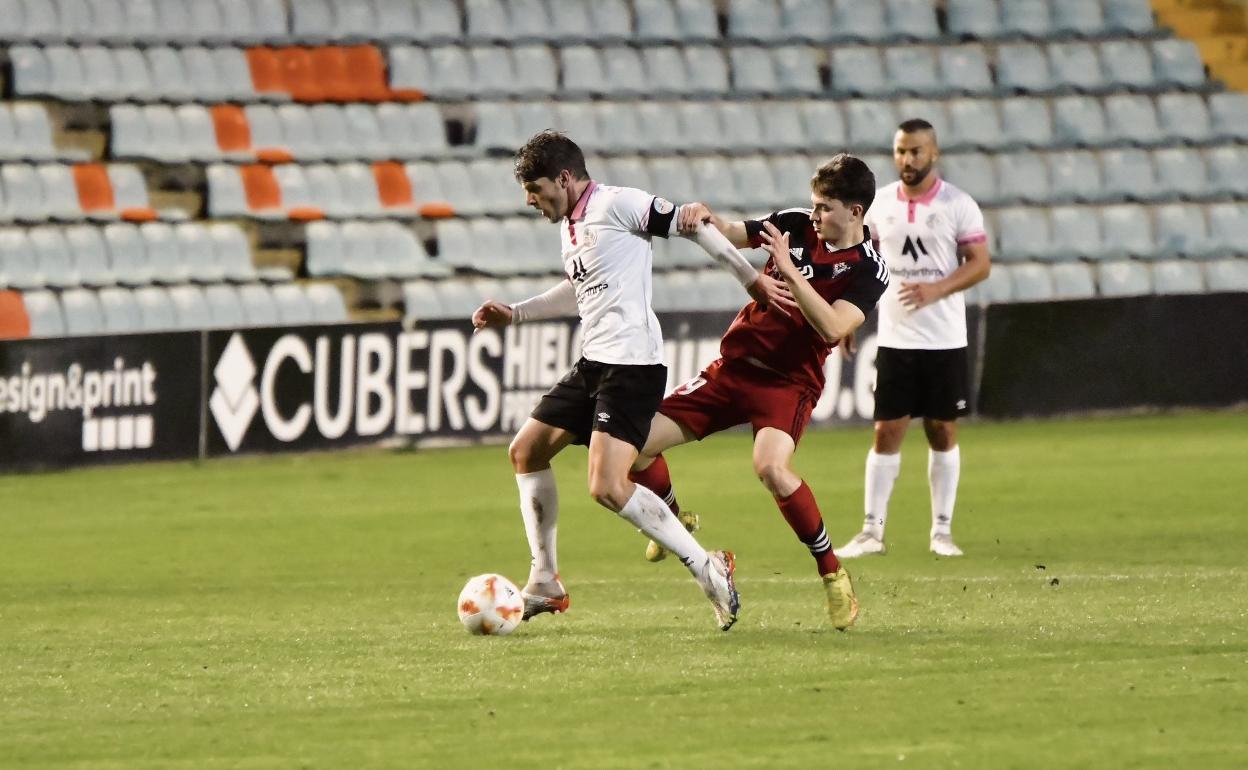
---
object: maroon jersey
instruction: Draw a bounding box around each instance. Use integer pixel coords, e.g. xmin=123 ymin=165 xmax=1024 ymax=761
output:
xmin=719 ymin=208 xmax=890 ymax=394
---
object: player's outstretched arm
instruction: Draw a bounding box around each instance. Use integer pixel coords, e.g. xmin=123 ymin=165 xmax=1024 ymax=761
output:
xmin=677 ymin=202 xmax=752 ymax=247
xmin=760 ymin=222 xmax=865 ymax=344
xmin=685 ymin=220 xmax=798 ymax=312
xmin=471 ymin=279 xmax=577 ymax=331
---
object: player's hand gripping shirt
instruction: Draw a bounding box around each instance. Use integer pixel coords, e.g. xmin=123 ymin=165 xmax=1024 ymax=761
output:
xmin=864 ymin=179 xmax=987 ymax=350
xmin=560 ymin=182 xmax=678 ymax=366
xmin=727 ymin=209 xmax=890 ymax=394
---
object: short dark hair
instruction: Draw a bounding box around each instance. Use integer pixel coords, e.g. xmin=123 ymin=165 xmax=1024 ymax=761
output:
xmin=513 ymin=130 xmax=589 ymax=183
xmin=810 ymin=154 xmax=876 ymax=212
xmin=897 ymin=118 xmax=937 ymax=140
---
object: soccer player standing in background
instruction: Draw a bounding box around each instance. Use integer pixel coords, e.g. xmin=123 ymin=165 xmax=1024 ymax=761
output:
xmin=472 ymin=131 xmax=793 ymax=630
xmin=838 ymin=119 xmax=992 ymax=558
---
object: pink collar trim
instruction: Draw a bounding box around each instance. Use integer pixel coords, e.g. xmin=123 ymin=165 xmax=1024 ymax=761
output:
xmin=896 ymin=177 xmax=942 ymax=206
xmin=569 ymin=180 xmax=597 ymax=221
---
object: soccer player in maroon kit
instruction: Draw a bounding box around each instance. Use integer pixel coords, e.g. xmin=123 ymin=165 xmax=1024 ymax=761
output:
xmin=630 ymin=154 xmax=889 ymax=630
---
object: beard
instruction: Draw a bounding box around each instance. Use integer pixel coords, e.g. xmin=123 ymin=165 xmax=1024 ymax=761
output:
xmin=900 ymin=162 xmax=933 ymax=186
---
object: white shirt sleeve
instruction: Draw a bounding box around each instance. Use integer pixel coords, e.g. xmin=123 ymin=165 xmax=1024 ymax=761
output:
xmin=954 ymin=194 xmax=988 ymax=246
xmin=608 ymin=186 xmax=664 ymax=234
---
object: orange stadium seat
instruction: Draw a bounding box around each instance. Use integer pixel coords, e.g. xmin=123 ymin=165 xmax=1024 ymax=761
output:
xmin=311 ymin=46 xmax=356 ymax=102
xmin=72 ymin=163 xmax=116 ymax=214
xmin=278 ymin=47 xmax=324 ymax=103
xmin=245 ymin=47 xmax=286 ymax=98
xmin=239 ymin=164 xmax=283 ymax=212
xmin=373 ymin=161 xmax=416 ymax=211
xmin=210 ymin=105 xmax=252 ymax=155
xmin=0 ymin=290 xmax=31 ymax=339
xmin=345 ymin=45 xmax=396 ymax=103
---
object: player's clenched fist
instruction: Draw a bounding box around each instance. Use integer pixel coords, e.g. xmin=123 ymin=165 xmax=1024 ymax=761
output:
xmin=472 ymin=300 xmax=514 ymax=330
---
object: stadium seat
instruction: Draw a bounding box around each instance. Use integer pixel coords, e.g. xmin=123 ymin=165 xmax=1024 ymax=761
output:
xmin=974 ymin=263 xmax=1014 ymax=304
xmin=1100 ymin=149 xmax=1156 ymax=202
xmin=1048 ymin=150 xmax=1104 ymax=204
xmin=1048 ymin=43 xmax=1106 ymax=93
xmin=799 ymin=101 xmax=847 ymax=151
xmin=597 ymin=102 xmax=647 ymax=153
xmin=684 ymin=46 xmax=730 ymax=95
xmin=780 ymin=0 xmax=834 ymax=42
xmin=561 ymin=46 xmax=607 ymax=98
xmin=1100 ymin=40 xmax=1157 ymax=92
xmin=64 ymin=225 xmax=116 ymax=286
xmin=728 ymin=0 xmax=785 ymax=42
xmin=832 ymin=47 xmax=890 ymax=97
xmin=730 ymin=155 xmax=782 ymax=211
xmin=1097 ymin=261 xmax=1152 ymax=297
xmin=1204 ymin=259 xmax=1248 ymax=292
xmin=168 ymin=284 xmax=213 ymax=329
xmin=832 ymin=0 xmax=886 ymax=42
xmin=1154 ymin=203 xmax=1211 ymax=260
xmin=996 ymin=151 xmax=1051 ymax=204
xmin=1153 ymin=147 xmax=1208 ymax=201
xmin=945 ymin=98 xmax=1003 ymax=151
xmin=1151 ymin=260 xmax=1205 ymax=295
xmin=1206 ymin=146 xmax=1248 ymax=198
xmin=1098 ymin=205 xmax=1155 ymax=260
xmin=404 ymin=0 xmax=460 ymax=43
xmin=634 ymin=0 xmax=680 ymax=43
xmin=845 ymin=101 xmax=897 ymax=151
xmin=136 ymin=222 xmax=185 ymax=284
xmin=203 ymin=283 xmax=246 ymax=328
xmin=306 ymin=283 xmax=348 ymax=323
xmin=10 ymin=46 xmax=52 ymax=97
xmin=402 ymin=279 xmax=446 ymax=322
xmin=1049 ymin=262 xmax=1096 ymax=300
xmin=271 ymin=282 xmax=314 ymax=324
xmin=59 ymin=288 xmax=106 ymax=335
xmin=237 ymin=283 xmax=280 ymax=326
xmin=997 ymin=44 xmax=1053 ymax=94
xmin=1152 ymin=39 xmax=1207 ymax=89
xmin=946 ymin=0 xmax=1000 ymax=39
xmin=886 ymin=0 xmax=939 ymax=41
xmin=1209 ymin=93 xmax=1248 ymax=143
xmin=176 ymin=223 xmax=226 ymax=284
xmin=102 ymin=222 xmax=152 ymax=285
xmin=718 ymin=101 xmax=767 ymax=152
xmin=885 ymin=46 xmax=943 ymax=96
xmin=772 ymin=46 xmax=821 ymax=95
xmin=1104 ymin=0 xmax=1156 ymax=34
xmin=1156 ymin=93 xmax=1212 ymax=145
xmin=97 ymin=286 xmax=142 ymax=333
xmin=674 ymin=0 xmax=719 ymax=42
xmin=938 ymin=44 xmax=993 ymax=95
xmin=0 ymin=228 xmax=43 ymax=289
xmin=1000 ymin=0 xmax=1052 ymax=38
xmin=635 ymin=101 xmax=687 ymax=154
xmin=1000 ymin=97 xmax=1054 ymax=148
xmin=19 ymin=289 xmax=65 ymax=337
xmin=995 ymin=207 xmax=1051 ymax=262
xmin=1104 ymin=95 xmax=1163 ymax=148
xmin=133 ymin=286 xmax=177 ymax=331
xmin=1049 ymin=205 xmax=1104 ymax=262
xmin=1010 ymin=263 xmax=1055 ymax=303
xmin=1053 ymin=0 xmax=1104 ymax=35
xmin=940 ymin=153 xmax=997 ymax=205
xmin=1052 ymin=96 xmax=1108 ymax=148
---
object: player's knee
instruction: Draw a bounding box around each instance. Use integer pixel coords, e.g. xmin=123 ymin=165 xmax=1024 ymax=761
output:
xmin=508 ymin=437 xmax=546 ymax=473
xmin=588 ymin=477 xmax=629 ymax=512
xmin=753 ymin=459 xmax=789 ymax=496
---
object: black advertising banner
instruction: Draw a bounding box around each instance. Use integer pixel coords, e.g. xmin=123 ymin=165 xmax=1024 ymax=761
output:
xmin=0 ymin=331 xmax=202 ymax=471
xmin=976 ymin=293 xmax=1248 ymax=418
xmin=202 ymin=312 xmax=899 ymax=458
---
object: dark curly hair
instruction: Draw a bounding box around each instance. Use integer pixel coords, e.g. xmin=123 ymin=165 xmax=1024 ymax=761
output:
xmin=810 ymin=154 xmax=877 ymax=212
xmin=513 ymin=131 xmax=589 ymax=183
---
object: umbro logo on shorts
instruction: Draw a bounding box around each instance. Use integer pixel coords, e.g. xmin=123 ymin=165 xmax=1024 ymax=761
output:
xmin=597 ymin=412 xmax=610 ymax=422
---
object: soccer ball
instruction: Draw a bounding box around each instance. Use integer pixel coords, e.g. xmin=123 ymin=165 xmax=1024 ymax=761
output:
xmin=457 ymin=573 xmax=524 ymax=636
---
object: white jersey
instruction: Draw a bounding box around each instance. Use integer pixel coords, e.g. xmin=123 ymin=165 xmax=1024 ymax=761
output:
xmin=560 ymin=182 xmax=675 ymax=365
xmin=864 ymin=178 xmax=987 ymax=350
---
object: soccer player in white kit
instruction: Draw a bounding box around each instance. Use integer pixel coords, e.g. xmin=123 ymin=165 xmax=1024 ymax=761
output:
xmin=838 ymin=119 xmax=992 ymax=558
xmin=472 ymin=132 xmax=794 ymax=630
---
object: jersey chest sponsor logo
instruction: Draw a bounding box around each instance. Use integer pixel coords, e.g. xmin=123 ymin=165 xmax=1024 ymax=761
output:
xmin=902 ymin=235 xmax=930 ymax=262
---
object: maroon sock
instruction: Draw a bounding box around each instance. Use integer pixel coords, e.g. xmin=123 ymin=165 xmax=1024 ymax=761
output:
xmin=628 ymin=454 xmax=680 ymax=514
xmin=776 ymin=480 xmax=841 ymax=576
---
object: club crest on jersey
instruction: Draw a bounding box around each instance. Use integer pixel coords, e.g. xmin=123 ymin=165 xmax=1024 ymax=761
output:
xmin=832 ymin=262 xmax=852 ymax=278
xmin=789 ymin=247 xmax=804 ymax=260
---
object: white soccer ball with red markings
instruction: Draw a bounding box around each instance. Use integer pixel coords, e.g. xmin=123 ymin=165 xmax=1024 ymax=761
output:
xmin=457 ymin=573 xmax=524 ymax=636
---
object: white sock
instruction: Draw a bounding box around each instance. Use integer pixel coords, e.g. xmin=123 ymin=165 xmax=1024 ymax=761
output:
xmin=516 ymin=469 xmax=559 ymax=586
xmin=618 ymin=484 xmax=709 ymax=574
xmin=864 ymin=450 xmax=901 ymax=540
xmin=928 ymin=446 xmax=961 ymax=538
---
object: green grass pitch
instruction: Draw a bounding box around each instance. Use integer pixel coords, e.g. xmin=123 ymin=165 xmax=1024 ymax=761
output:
xmin=2 ymin=412 xmax=1246 ymax=769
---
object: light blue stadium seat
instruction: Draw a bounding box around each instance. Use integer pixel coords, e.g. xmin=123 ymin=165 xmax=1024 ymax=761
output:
xmin=718 ymin=101 xmax=766 ymax=152
xmin=1098 ymin=205 xmax=1154 ymax=259
xmin=97 ymin=286 xmax=142 ymax=333
xmin=559 ymin=46 xmax=605 ymax=98
xmin=1049 ymin=206 xmax=1104 ymax=262
xmin=1052 ymin=0 xmax=1105 ymax=36
xmin=1048 ymin=264 xmax=1098 ymax=300
xmin=134 ymin=286 xmax=177 ymax=331
xmin=1209 ymin=92 xmax=1248 ymax=142
xmin=1151 ymin=260 xmax=1205 ymax=294
xmin=690 ymin=156 xmax=738 ymax=209
xmin=1205 ymin=146 xmax=1248 ymax=198
xmin=845 ymin=100 xmax=898 ymax=151
xmin=648 ymin=157 xmax=697 ymax=205
xmin=941 ymin=153 xmax=997 ymax=205
xmin=1048 ymin=149 xmax=1105 ymax=204
xmin=236 ymin=283 xmax=279 ymax=326
xmin=996 ymin=44 xmax=1052 ymax=93
xmin=137 ymin=222 xmax=185 ymax=284
xmin=995 ymin=207 xmax=1051 ymax=262
xmin=832 ymin=47 xmax=889 ymax=96
xmin=202 ymin=283 xmax=245 ymax=328
xmin=634 ymin=101 xmax=684 ymax=154
xmin=182 ymin=222 xmax=229 ymax=283
xmin=512 ymin=45 xmax=558 ymax=96
xmin=401 ymin=280 xmax=446 ymax=323
xmin=1011 ymin=263 xmax=1056 ymax=302
xmin=305 ymin=283 xmax=347 ymax=323
xmin=684 ymin=45 xmax=731 ymax=95
xmin=938 ymin=44 xmax=993 ymax=95
xmin=601 ymin=157 xmax=652 ymax=193
xmin=756 ymin=100 xmax=806 ymax=151
xmin=271 ymin=283 xmax=314 ymax=325
xmin=973 ymin=263 xmax=1014 ymax=305
xmin=1203 ymin=259 xmax=1248 ymax=292
xmin=833 ymin=0 xmax=887 ymax=42
xmin=730 ymin=46 xmax=781 ymax=95
xmin=772 ymin=46 xmax=822 ymax=94
xmin=672 ymin=102 xmax=720 ymax=153
xmin=1001 ymin=0 xmax=1053 ymax=38
xmin=1100 ymin=40 xmax=1156 ymax=91
xmin=1154 ymin=203 xmax=1211 ymax=259
xmin=730 ymin=155 xmax=782 ymax=211
xmin=306 ymin=220 xmax=345 ymax=276
xmin=945 ymin=98 xmax=1002 ymax=151
xmin=60 ymin=288 xmax=105 ymax=335
xmin=996 ymin=153 xmax=1050 ymax=205
xmin=946 ymin=0 xmax=1000 ymax=40
xmin=728 ymin=0 xmax=785 ymax=42
xmin=590 ymin=0 xmax=634 ymax=42
xmin=1052 ymin=96 xmax=1108 ymax=147
xmin=470 ymin=46 xmax=515 ymax=98
xmin=545 ymin=1 xmax=591 ymax=43
xmin=102 ymin=222 xmax=153 ymax=286
xmin=780 ymin=0 xmax=834 ymax=43
xmin=1097 ymin=261 xmax=1152 ymax=297
xmin=602 ymin=46 xmax=648 ymax=97
xmin=886 ymin=0 xmax=940 ymax=41
xmin=1104 ymin=94 xmax=1164 ymax=148
xmin=634 ymin=0 xmax=680 ymax=43
xmin=19 ymin=289 xmax=64 ymax=337
xmin=1048 ymin=43 xmax=1106 ymax=93
xmin=596 ymin=101 xmax=647 ymax=153
xmin=1103 ymin=0 xmax=1156 ymax=34
xmin=896 ymin=97 xmax=947 ymax=137
xmin=0 ymin=228 xmax=42 ymax=289
xmin=674 ymin=0 xmax=719 ymax=42
xmin=1100 ymin=148 xmax=1156 ymax=202
xmin=1152 ymin=39 xmax=1207 ymax=89
xmin=1000 ymin=97 xmax=1054 ymax=148
xmin=1153 ymin=147 xmax=1208 ymax=201
xmin=1156 ymin=93 xmax=1212 ymax=145
xmin=771 ymin=155 xmax=817 ymax=197
xmin=642 ymin=47 xmax=692 ymax=96
xmin=1206 ymin=203 xmax=1248 ymax=258
xmin=64 ymin=225 xmax=115 ymax=286
xmin=885 ymin=46 xmax=942 ymax=96
xmin=799 ymin=101 xmax=847 ymax=150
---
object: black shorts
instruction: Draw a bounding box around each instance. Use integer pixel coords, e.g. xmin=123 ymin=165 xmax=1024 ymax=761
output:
xmin=873 ymin=346 xmax=970 ymax=422
xmin=531 ymin=357 xmax=667 ymax=451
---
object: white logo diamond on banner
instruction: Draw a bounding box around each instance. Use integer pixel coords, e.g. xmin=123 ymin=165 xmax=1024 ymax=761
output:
xmin=209 ymin=334 xmax=259 ymax=451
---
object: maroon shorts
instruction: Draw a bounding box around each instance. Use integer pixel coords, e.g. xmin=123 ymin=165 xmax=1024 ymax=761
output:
xmin=659 ymin=358 xmax=819 ymax=444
